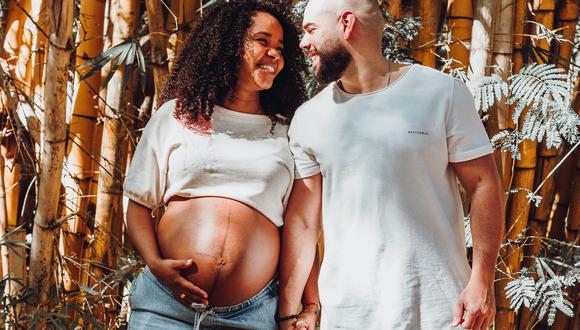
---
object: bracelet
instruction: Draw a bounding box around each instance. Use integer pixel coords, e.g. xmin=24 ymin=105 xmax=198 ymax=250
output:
xmin=275 ymin=313 xmax=301 ymax=322
xmin=302 ymin=302 xmax=320 ymax=315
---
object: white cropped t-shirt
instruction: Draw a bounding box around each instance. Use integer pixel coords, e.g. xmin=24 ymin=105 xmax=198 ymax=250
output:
xmin=123 ymin=99 xmax=294 ymax=226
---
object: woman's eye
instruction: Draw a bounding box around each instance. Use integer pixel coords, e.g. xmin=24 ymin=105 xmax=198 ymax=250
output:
xmin=256 ymin=38 xmax=268 ymax=44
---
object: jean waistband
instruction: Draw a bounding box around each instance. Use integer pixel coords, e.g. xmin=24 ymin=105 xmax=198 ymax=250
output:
xmin=142 ymin=266 xmax=278 ymax=313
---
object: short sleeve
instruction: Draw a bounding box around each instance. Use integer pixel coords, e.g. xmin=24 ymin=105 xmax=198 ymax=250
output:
xmin=288 ymin=113 xmax=320 ymax=179
xmin=123 ymin=101 xmax=175 ymax=209
xmin=446 ymin=79 xmax=493 ymax=163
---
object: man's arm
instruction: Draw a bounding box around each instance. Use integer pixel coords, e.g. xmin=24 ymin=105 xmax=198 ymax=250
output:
xmin=278 ymin=174 xmax=323 ymax=329
xmin=450 ymin=154 xmax=505 ymax=329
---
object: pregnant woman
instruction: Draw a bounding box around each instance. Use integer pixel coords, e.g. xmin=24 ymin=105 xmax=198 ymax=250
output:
xmin=124 ymin=1 xmax=309 ymax=329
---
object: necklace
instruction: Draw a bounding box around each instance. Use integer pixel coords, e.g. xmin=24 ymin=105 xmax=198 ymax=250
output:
xmin=386 ymin=61 xmax=392 ymax=87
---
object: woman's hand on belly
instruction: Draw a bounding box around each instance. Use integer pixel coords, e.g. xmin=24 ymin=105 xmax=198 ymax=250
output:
xmin=149 ymin=258 xmax=209 ymax=306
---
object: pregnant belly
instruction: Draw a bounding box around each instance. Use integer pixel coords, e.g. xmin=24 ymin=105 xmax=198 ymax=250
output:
xmin=156 ymin=197 xmax=280 ymax=307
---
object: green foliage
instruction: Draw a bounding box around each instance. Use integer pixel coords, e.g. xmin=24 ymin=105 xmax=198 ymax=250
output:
xmin=467 ymin=74 xmax=509 ymax=113
xmin=79 ymin=39 xmax=147 ymax=93
xmin=506 ymin=255 xmax=578 ymax=327
xmin=382 ymin=16 xmax=421 ymax=63
xmin=508 ymin=64 xmax=569 ymax=124
xmin=467 ymin=63 xmax=580 ymax=156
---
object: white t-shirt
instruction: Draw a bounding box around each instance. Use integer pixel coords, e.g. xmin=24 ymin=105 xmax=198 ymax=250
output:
xmin=289 ymin=64 xmax=492 ymax=329
xmin=123 ymin=99 xmax=294 ymax=226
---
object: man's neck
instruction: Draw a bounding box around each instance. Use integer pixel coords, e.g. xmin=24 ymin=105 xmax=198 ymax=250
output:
xmin=338 ymin=54 xmax=399 ymax=94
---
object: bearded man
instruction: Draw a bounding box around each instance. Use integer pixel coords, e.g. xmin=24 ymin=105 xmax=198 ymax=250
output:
xmin=277 ymin=1 xmax=505 ymax=329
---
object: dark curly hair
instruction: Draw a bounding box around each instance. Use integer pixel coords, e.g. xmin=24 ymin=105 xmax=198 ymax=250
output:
xmin=159 ymin=0 xmax=307 ymax=127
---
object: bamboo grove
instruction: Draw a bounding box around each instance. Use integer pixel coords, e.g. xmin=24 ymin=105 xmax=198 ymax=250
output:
xmin=0 ymin=0 xmax=579 ymax=328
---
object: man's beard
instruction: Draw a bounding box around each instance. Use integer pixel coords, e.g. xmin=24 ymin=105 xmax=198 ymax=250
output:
xmin=314 ymin=41 xmax=352 ymax=85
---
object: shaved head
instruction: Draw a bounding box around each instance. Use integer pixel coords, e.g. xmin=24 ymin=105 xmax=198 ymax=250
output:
xmin=303 ymin=0 xmax=384 ymax=35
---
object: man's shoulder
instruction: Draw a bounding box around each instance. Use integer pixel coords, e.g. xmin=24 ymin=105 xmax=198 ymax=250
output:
xmin=411 ymin=64 xmax=456 ymax=84
xmin=294 ymin=84 xmax=335 ymax=116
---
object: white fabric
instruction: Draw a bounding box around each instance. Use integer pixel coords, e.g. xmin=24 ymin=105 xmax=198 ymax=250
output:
xmin=289 ymin=64 xmax=493 ymax=329
xmin=123 ymin=99 xmax=294 ymax=226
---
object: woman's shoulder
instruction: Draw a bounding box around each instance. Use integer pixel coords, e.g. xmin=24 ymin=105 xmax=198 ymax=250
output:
xmin=146 ymin=99 xmax=179 ymax=127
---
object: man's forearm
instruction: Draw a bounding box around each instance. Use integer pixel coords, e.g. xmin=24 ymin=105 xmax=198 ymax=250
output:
xmin=302 ymin=248 xmax=320 ymax=306
xmin=278 ymin=218 xmax=320 ymax=316
xmin=469 ymin=179 xmax=505 ymax=283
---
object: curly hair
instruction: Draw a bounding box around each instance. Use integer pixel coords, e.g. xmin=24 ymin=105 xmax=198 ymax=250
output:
xmin=159 ymin=0 xmax=307 ymax=126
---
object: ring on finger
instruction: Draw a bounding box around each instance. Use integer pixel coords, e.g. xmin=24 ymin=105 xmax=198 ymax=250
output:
xmin=179 ymin=292 xmax=186 ymax=300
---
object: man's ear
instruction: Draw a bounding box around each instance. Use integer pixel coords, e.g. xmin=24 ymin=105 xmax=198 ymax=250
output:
xmin=340 ymin=11 xmax=356 ymax=40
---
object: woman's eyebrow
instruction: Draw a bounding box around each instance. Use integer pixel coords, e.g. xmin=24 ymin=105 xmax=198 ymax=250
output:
xmin=254 ymin=32 xmax=283 ymax=46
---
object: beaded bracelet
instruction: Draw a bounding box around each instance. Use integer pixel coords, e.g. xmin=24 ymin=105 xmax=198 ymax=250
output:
xmin=275 ymin=313 xmax=301 ymax=322
xmin=276 ymin=302 xmax=321 ymax=322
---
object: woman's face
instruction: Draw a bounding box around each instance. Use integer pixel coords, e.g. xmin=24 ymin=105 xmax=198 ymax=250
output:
xmin=238 ymin=11 xmax=285 ymax=92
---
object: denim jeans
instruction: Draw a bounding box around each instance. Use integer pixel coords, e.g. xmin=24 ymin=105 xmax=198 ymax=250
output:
xmin=128 ymin=267 xmax=278 ymax=330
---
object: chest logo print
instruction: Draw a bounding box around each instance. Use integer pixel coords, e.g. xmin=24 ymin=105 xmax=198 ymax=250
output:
xmin=408 ymin=130 xmax=429 ymax=136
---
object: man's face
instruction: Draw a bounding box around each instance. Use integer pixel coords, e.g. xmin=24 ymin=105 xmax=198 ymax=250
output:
xmin=300 ymin=1 xmax=352 ymax=84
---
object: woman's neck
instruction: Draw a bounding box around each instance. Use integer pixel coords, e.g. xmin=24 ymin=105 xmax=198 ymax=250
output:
xmin=223 ymin=89 xmax=262 ymax=115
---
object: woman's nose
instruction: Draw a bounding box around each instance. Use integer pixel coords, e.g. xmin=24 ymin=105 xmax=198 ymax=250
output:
xmin=267 ymin=47 xmax=281 ymax=58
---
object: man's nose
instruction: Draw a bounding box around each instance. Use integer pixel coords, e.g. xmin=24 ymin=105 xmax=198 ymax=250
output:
xmin=299 ymin=35 xmax=310 ymax=51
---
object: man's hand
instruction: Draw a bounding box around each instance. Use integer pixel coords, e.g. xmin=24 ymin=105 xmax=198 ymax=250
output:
xmin=452 ymin=279 xmax=495 ymax=330
xmin=278 ymin=311 xmax=317 ymax=330
xmin=149 ymin=258 xmax=209 ymax=306
xmin=291 ymin=310 xmax=318 ymax=330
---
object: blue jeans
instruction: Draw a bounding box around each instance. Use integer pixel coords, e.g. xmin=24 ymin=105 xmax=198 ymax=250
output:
xmin=128 ymin=267 xmax=278 ymax=330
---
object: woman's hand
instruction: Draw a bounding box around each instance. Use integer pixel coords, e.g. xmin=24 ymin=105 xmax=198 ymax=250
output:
xmin=149 ymin=258 xmax=209 ymax=306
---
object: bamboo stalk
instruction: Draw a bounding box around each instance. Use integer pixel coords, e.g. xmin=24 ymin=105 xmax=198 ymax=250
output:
xmin=468 ymin=0 xmax=500 ymax=172
xmin=468 ymin=0 xmax=498 ymax=80
xmin=489 ymin=3 xmax=515 ymax=329
xmin=386 ymin=0 xmax=402 ymax=20
xmin=412 ymin=0 xmax=442 ymax=68
xmin=80 ymin=0 xmax=112 ymax=288
xmin=27 ymin=0 xmax=74 ymax=317
xmin=59 ymin=0 xmax=106 ymax=293
xmin=29 ymin=0 xmax=45 ymax=116
xmin=526 ymin=0 xmax=576 ymax=249
xmin=513 ymin=2 xmax=556 ymax=328
xmin=543 ymin=0 xmax=579 ymax=248
xmin=0 ymin=0 xmax=31 ymax=302
xmin=549 ymin=150 xmax=577 ymax=329
xmin=166 ymin=0 xmax=179 ymax=70
xmin=89 ymin=0 xmax=140 ymax=286
xmin=0 ymin=0 xmax=6 ymax=43
xmin=524 ymin=1 xmax=578 ymax=286
xmin=145 ymin=0 xmax=169 ymax=108
xmin=566 ymin=146 xmax=580 ymax=244
xmin=490 ymin=0 xmax=515 ymax=188
xmin=445 ymin=0 xmax=473 ymax=71
xmin=0 ymin=155 xmax=6 ymax=279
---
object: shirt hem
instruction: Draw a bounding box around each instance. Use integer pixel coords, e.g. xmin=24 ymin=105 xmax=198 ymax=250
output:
xmin=448 ymin=144 xmax=493 ymax=163
xmin=294 ymin=167 xmax=321 ymax=179
xmin=123 ymin=190 xmax=158 ymax=210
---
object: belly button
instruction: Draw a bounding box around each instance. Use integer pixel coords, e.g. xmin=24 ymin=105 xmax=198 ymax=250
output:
xmin=217 ymin=259 xmax=226 ymax=267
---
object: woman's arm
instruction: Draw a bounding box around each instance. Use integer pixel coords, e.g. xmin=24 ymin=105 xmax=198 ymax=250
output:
xmin=126 ymin=200 xmax=208 ymax=305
